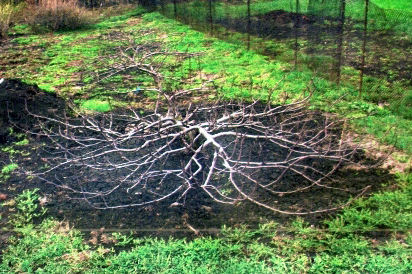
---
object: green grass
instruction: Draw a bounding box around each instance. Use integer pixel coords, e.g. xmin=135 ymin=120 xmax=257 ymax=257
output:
xmin=79 ymin=99 xmax=114 ymax=112
xmin=0 ymin=10 xmax=411 ymax=271
xmin=325 ymin=173 xmax=412 ymax=231
xmin=142 ymin=12 xmax=327 ymax=99
xmin=1 ymin=6 xmax=412 ymax=272
xmin=162 ymin=0 xmax=306 ymax=26
xmin=372 ymin=0 xmax=412 ymax=12
xmin=141 ymin=12 xmax=412 ymax=154
xmin=3 ymin=185 xmax=412 ymax=272
xmin=1 ymin=163 xmax=18 ymax=174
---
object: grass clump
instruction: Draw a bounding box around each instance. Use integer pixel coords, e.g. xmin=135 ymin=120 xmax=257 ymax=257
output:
xmin=8 ymin=188 xmax=47 ymax=227
xmin=1 ymin=163 xmax=18 ymax=174
xmin=79 ymin=99 xmax=114 ymax=113
xmin=390 ymin=91 xmax=412 ymax=120
xmin=0 ymin=163 xmax=18 ymax=182
xmin=25 ymin=0 xmax=96 ymax=33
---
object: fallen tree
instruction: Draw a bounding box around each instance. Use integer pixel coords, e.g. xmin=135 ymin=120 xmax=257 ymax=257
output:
xmin=22 ymin=32 xmax=373 ymax=214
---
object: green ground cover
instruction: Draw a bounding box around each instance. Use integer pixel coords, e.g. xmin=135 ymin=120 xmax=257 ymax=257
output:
xmin=373 ymin=0 xmax=412 ymax=12
xmin=2 ymin=183 xmax=412 ymax=272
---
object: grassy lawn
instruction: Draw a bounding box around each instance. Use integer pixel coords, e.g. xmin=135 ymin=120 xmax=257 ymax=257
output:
xmin=373 ymin=0 xmax=412 ymax=11
xmin=1 ymin=4 xmax=412 ymax=272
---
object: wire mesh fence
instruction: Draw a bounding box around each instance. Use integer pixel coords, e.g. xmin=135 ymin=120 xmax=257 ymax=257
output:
xmin=154 ymin=0 xmax=412 ymax=119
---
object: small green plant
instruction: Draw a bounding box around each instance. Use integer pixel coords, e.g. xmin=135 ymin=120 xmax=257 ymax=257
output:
xmin=15 ymin=138 xmax=29 ymax=146
xmin=1 ymin=132 xmax=30 ymax=156
xmin=111 ymin=232 xmax=136 ymax=247
xmin=9 ymin=188 xmax=46 ymax=227
xmin=1 ymin=163 xmax=18 ymax=174
xmin=1 ymin=146 xmax=17 ymax=155
xmin=79 ymin=99 xmax=113 ymax=112
xmin=221 ymin=224 xmax=259 ymax=244
xmin=348 ymin=101 xmax=382 ymax=115
xmin=1 ymin=163 xmax=18 ymax=181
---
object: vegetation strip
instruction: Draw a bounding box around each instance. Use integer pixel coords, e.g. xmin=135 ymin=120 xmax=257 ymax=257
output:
xmin=2 ymin=186 xmax=412 ymax=272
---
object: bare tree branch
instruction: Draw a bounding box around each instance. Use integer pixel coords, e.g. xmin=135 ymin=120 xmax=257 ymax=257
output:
xmin=24 ymin=95 xmax=369 ymax=214
xmin=21 ymin=31 xmax=374 ymax=215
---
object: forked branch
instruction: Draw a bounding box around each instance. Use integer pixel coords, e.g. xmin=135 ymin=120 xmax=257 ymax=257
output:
xmin=22 ymin=31 xmax=372 ymax=214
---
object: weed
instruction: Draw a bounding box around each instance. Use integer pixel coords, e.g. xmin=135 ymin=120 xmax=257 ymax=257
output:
xmin=14 ymin=139 xmax=29 ymax=146
xmin=111 ymin=232 xmax=135 ymax=247
xmin=1 ymin=198 xmax=16 ymax=207
xmin=1 ymin=163 xmax=18 ymax=174
xmin=1 ymin=130 xmax=30 ymax=157
xmin=79 ymin=99 xmax=113 ymax=113
xmin=221 ymin=224 xmax=259 ymax=244
xmin=8 ymin=189 xmax=46 ymax=227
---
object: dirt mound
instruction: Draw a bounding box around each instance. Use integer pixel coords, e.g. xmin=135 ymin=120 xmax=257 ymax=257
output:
xmin=0 ymin=78 xmax=65 ymax=144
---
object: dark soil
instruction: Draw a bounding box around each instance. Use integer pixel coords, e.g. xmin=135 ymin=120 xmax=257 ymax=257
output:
xmin=0 ymin=79 xmax=397 ymax=237
xmin=0 ymin=78 xmax=65 ymax=144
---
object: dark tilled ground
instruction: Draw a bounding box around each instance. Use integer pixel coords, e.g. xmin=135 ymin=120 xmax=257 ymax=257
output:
xmin=0 ymin=78 xmax=397 ymax=257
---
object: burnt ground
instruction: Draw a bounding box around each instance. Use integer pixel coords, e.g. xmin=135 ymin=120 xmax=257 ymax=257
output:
xmin=0 ymin=79 xmax=66 ymax=143
xmin=212 ymin=10 xmax=412 ymax=85
xmin=0 ymin=78 xmax=398 ymax=245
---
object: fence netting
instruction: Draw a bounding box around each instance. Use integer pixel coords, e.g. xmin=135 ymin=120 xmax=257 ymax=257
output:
xmin=154 ymin=0 xmax=412 ymax=119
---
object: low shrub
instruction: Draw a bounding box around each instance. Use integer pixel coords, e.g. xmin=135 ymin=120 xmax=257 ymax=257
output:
xmin=25 ymin=0 xmax=96 ymax=33
xmin=0 ymin=2 xmax=25 ymax=37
